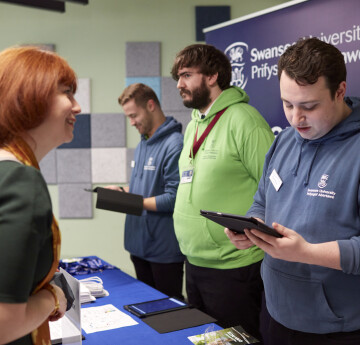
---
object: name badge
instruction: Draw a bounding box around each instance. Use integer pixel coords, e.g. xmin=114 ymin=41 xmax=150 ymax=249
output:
xmin=181 ymin=168 xmax=194 ymax=184
xmin=270 ymin=169 xmax=283 ymax=191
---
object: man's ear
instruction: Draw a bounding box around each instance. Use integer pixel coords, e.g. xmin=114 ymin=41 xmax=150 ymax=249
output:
xmin=335 ymin=81 xmax=346 ymax=101
xmin=146 ymin=99 xmax=156 ymax=112
xmin=207 ymin=73 xmax=219 ymax=87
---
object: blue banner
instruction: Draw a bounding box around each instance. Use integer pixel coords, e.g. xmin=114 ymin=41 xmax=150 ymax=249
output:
xmin=205 ymin=0 xmax=360 ymax=135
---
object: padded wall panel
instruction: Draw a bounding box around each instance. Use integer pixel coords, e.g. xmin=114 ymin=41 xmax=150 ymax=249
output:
xmin=126 ymin=148 xmax=135 ymax=184
xmin=170 ymin=111 xmax=192 ymax=134
xmin=56 ymin=148 xmax=91 ymax=183
xmin=75 ymin=78 xmax=91 ymax=114
xmin=125 ymin=77 xmax=161 ymax=102
xmin=195 ymin=6 xmax=230 ymax=41
xmin=59 ymin=183 xmax=93 ymax=219
xmin=91 ymin=113 xmax=126 ymax=148
xmin=39 ymin=149 xmax=57 ymax=184
xmin=126 ymin=42 xmax=160 ymax=77
xmin=91 ymin=148 xmax=127 ymax=183
xmin=58 ymin=114 xmax=91 ymax=149
xmin=161 ymin=77 xmax=188 ymax=112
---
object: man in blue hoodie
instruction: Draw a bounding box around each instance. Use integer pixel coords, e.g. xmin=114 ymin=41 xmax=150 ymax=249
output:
xmin=226 ymin=38 xmax=360 ymax=345
xmin=113 ymin=83 xmax=184 ymax=299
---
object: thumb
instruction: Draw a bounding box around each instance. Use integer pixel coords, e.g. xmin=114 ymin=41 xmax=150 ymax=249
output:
xmin=272 ymin=222 xmax=288 ymax=236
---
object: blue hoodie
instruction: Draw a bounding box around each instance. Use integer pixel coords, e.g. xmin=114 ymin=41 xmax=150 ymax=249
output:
xmin=125 ymin=116 xmax=185 ymax=263
xmin=247 ymin=97 xmax=360 ymax=333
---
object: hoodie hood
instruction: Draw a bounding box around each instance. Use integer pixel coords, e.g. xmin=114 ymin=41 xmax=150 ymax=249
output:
xmin=291 ymin=97 xmax=360 ymax=185
xmin=142 ymin=116 xmax=182 ymax=144
xmin=135 ymin=116 xmax=182 ymax=179
xmin=190 ymin=86 xmax=250 ymax=121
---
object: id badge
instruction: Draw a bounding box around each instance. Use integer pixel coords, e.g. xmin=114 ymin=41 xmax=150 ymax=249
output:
xmin=180 ymin=166 xmax=194 ymax=184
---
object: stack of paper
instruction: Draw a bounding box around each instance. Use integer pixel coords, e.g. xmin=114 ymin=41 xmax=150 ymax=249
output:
xmin=79 ymin=276 xmax=109 ymax=304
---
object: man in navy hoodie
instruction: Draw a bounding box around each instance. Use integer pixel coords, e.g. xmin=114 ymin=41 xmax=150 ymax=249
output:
xmin=226 ymin=38 xmax=360 ymax=345
xmin=111 ymin=83 xmax=184 ymax=299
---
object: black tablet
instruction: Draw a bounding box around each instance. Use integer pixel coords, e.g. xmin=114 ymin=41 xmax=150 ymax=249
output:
xmin=124 ymin=297 xmax=189 ymax=318
xmin=200 ymin=210 xmax=282 ymax=238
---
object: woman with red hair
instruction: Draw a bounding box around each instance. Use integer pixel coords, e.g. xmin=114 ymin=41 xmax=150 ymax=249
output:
xmin=0 ymin=46 xmax=81 ymax=345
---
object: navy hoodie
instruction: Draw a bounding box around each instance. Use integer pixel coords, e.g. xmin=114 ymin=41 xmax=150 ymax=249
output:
xmin=247 ymin=97 xmax=360 ymax=333
xmin=125 ymin=116 xmax=184 ymax=263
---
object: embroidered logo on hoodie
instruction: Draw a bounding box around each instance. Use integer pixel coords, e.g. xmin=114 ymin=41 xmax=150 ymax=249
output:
xmin=144 ymin=157 xmax=155 ymax=171
xmin=307 ymin=174 xmax=336 ymax=200
xmin=318 ymin=174 xmax=329 ymax=188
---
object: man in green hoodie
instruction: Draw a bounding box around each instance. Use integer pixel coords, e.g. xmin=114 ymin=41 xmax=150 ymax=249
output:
xmin=171 ymin=44 xmax=274 ymax=339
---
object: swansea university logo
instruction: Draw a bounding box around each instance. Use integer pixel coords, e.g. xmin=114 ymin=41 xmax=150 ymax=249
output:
xmin=318 ymin=174 xmax=329 ymax=189
xmin=225 ymin=42 xmax=249 ymax=90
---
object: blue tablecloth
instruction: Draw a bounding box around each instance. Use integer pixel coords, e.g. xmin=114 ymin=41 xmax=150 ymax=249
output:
xmin=76 ymin=258 xmax=221 ymax=344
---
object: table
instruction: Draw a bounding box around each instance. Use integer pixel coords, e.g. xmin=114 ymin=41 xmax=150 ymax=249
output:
xmin=78 ymin=258 xmax=222 ymax=344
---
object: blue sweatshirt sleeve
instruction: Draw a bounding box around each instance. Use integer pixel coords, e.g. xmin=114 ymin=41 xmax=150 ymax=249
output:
xmin=338 ymin=237 xmax=360 ymax=275
xmin=155 ymin=139 xmax=183 ymax=212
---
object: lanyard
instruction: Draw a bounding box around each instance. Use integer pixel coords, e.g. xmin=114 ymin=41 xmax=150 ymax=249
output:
xmin=190 ymin=107 xmax=227 ymax=158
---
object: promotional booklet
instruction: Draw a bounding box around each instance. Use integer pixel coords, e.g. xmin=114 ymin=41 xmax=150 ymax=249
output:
xmin=188 ymin=325 xmax=259 ymax=345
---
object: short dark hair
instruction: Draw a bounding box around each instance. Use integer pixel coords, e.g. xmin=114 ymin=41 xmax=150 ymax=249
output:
xmin=118 ymin=83 xmax=160 ymax=108
xmin=278 ymin=37 xmax=346 ymax=98
xmin=171 ymin=44 xmax=231 ymax=91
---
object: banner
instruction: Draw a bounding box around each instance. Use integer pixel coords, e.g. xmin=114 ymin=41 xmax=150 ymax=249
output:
xmin=205 ymin=0 xmax=360 ymax=134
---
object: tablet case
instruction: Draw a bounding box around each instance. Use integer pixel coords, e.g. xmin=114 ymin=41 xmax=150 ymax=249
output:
xmin=95 ymin=187 xmax=143 ymax=216
xmin=142 ymin=308 xmax=216 ymax=334
xmin=200 ymin=210 xmax=282 ymax=238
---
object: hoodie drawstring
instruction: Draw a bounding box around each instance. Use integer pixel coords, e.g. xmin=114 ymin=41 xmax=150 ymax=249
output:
xmin=304 ymin=143 xmax=321 ymax=186
xmin=292 ymin=140 xmax=305 ymax=177
xmin=292 ymin=140 xmax=322 ymax=186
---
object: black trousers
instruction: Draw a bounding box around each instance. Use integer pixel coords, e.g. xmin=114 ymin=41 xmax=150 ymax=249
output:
xmin=185 ymin=260 xmax=263 ymax=341
xmin=263 ymin=314 xmax=360 ymax=345
xmin=130 ymin=255 xmax=184 ymax=300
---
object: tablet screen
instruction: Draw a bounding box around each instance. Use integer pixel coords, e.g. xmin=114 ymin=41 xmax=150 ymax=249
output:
xmin=127 ymin=298 xmax=187 ymax=316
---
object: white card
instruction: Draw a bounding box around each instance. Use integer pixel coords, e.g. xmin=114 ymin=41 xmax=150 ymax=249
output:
xmin=270 ymin=169 xmax=283 ymax=191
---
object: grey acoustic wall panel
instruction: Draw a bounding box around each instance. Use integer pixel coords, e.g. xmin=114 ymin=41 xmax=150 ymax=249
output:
xmin=56 ymin=148 xmax=91 ymax=183
xmin=170 ymin=111 xmax=192 ymax=134
xmin=75 ymin=78 xmax=91 ymax=114
xmin=161 ymin=77 xmax=188 ymax=112
xmin=39 ymin=149 xmax=57 ymax=184
xmin=58 ymin=114 xmax=91 ymax=149
xmin=91 ymin=148 xmax=127 ymax=183
xmin=91 ymin=113 xmax=126 ymax=148
xmin=59 ymin=183 xmax=93 ymax=219
xmin=126 ymin=42 xmax=160 ymax=77
xmin=126 ymin=148 xmax=135 ymax=183
xmin=125 ymin=77 xmax=161 ymax=102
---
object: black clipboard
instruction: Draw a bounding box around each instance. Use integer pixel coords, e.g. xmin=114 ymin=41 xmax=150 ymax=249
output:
xmin=87 ymin=187 xmax=143 ymax=216
xmin=200 ymin=210 xmax=282 ymax=238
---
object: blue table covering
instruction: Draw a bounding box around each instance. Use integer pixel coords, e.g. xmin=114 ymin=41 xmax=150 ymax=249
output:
xmin=72 ymin=257 xmax=222 ymax=344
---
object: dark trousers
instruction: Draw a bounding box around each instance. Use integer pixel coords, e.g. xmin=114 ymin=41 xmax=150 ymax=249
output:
xmin=263 ymin=311 xmax=360 ymax=345
xmin=130 ymin=255 xmax=184 ymax=300
xmin=185 ymin=260 xmax=263 ymax=341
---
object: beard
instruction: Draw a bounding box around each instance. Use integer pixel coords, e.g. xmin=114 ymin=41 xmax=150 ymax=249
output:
xmin=181 ymin=77 xmax=211 ymax=110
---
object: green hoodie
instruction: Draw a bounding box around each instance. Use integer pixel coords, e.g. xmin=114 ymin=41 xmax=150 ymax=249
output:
xmin=173 ymin=86 xmax=274 ymax=269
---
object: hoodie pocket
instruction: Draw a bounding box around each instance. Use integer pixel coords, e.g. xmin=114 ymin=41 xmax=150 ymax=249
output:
xmin=262 ymin=260 xmax=344 ymax=333
xmin=174 ymin=209 xmax=224 ymax=260
xmin=124 ymin=215 xmax=153 ymax=258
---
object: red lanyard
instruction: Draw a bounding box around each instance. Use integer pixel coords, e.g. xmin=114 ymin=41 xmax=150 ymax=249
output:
xmin=190 ymin=107 xmax=227 ymax=158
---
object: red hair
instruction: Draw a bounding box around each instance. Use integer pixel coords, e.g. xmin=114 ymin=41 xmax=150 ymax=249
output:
xmin=0 ymin=46 xmax=77 ymax=145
